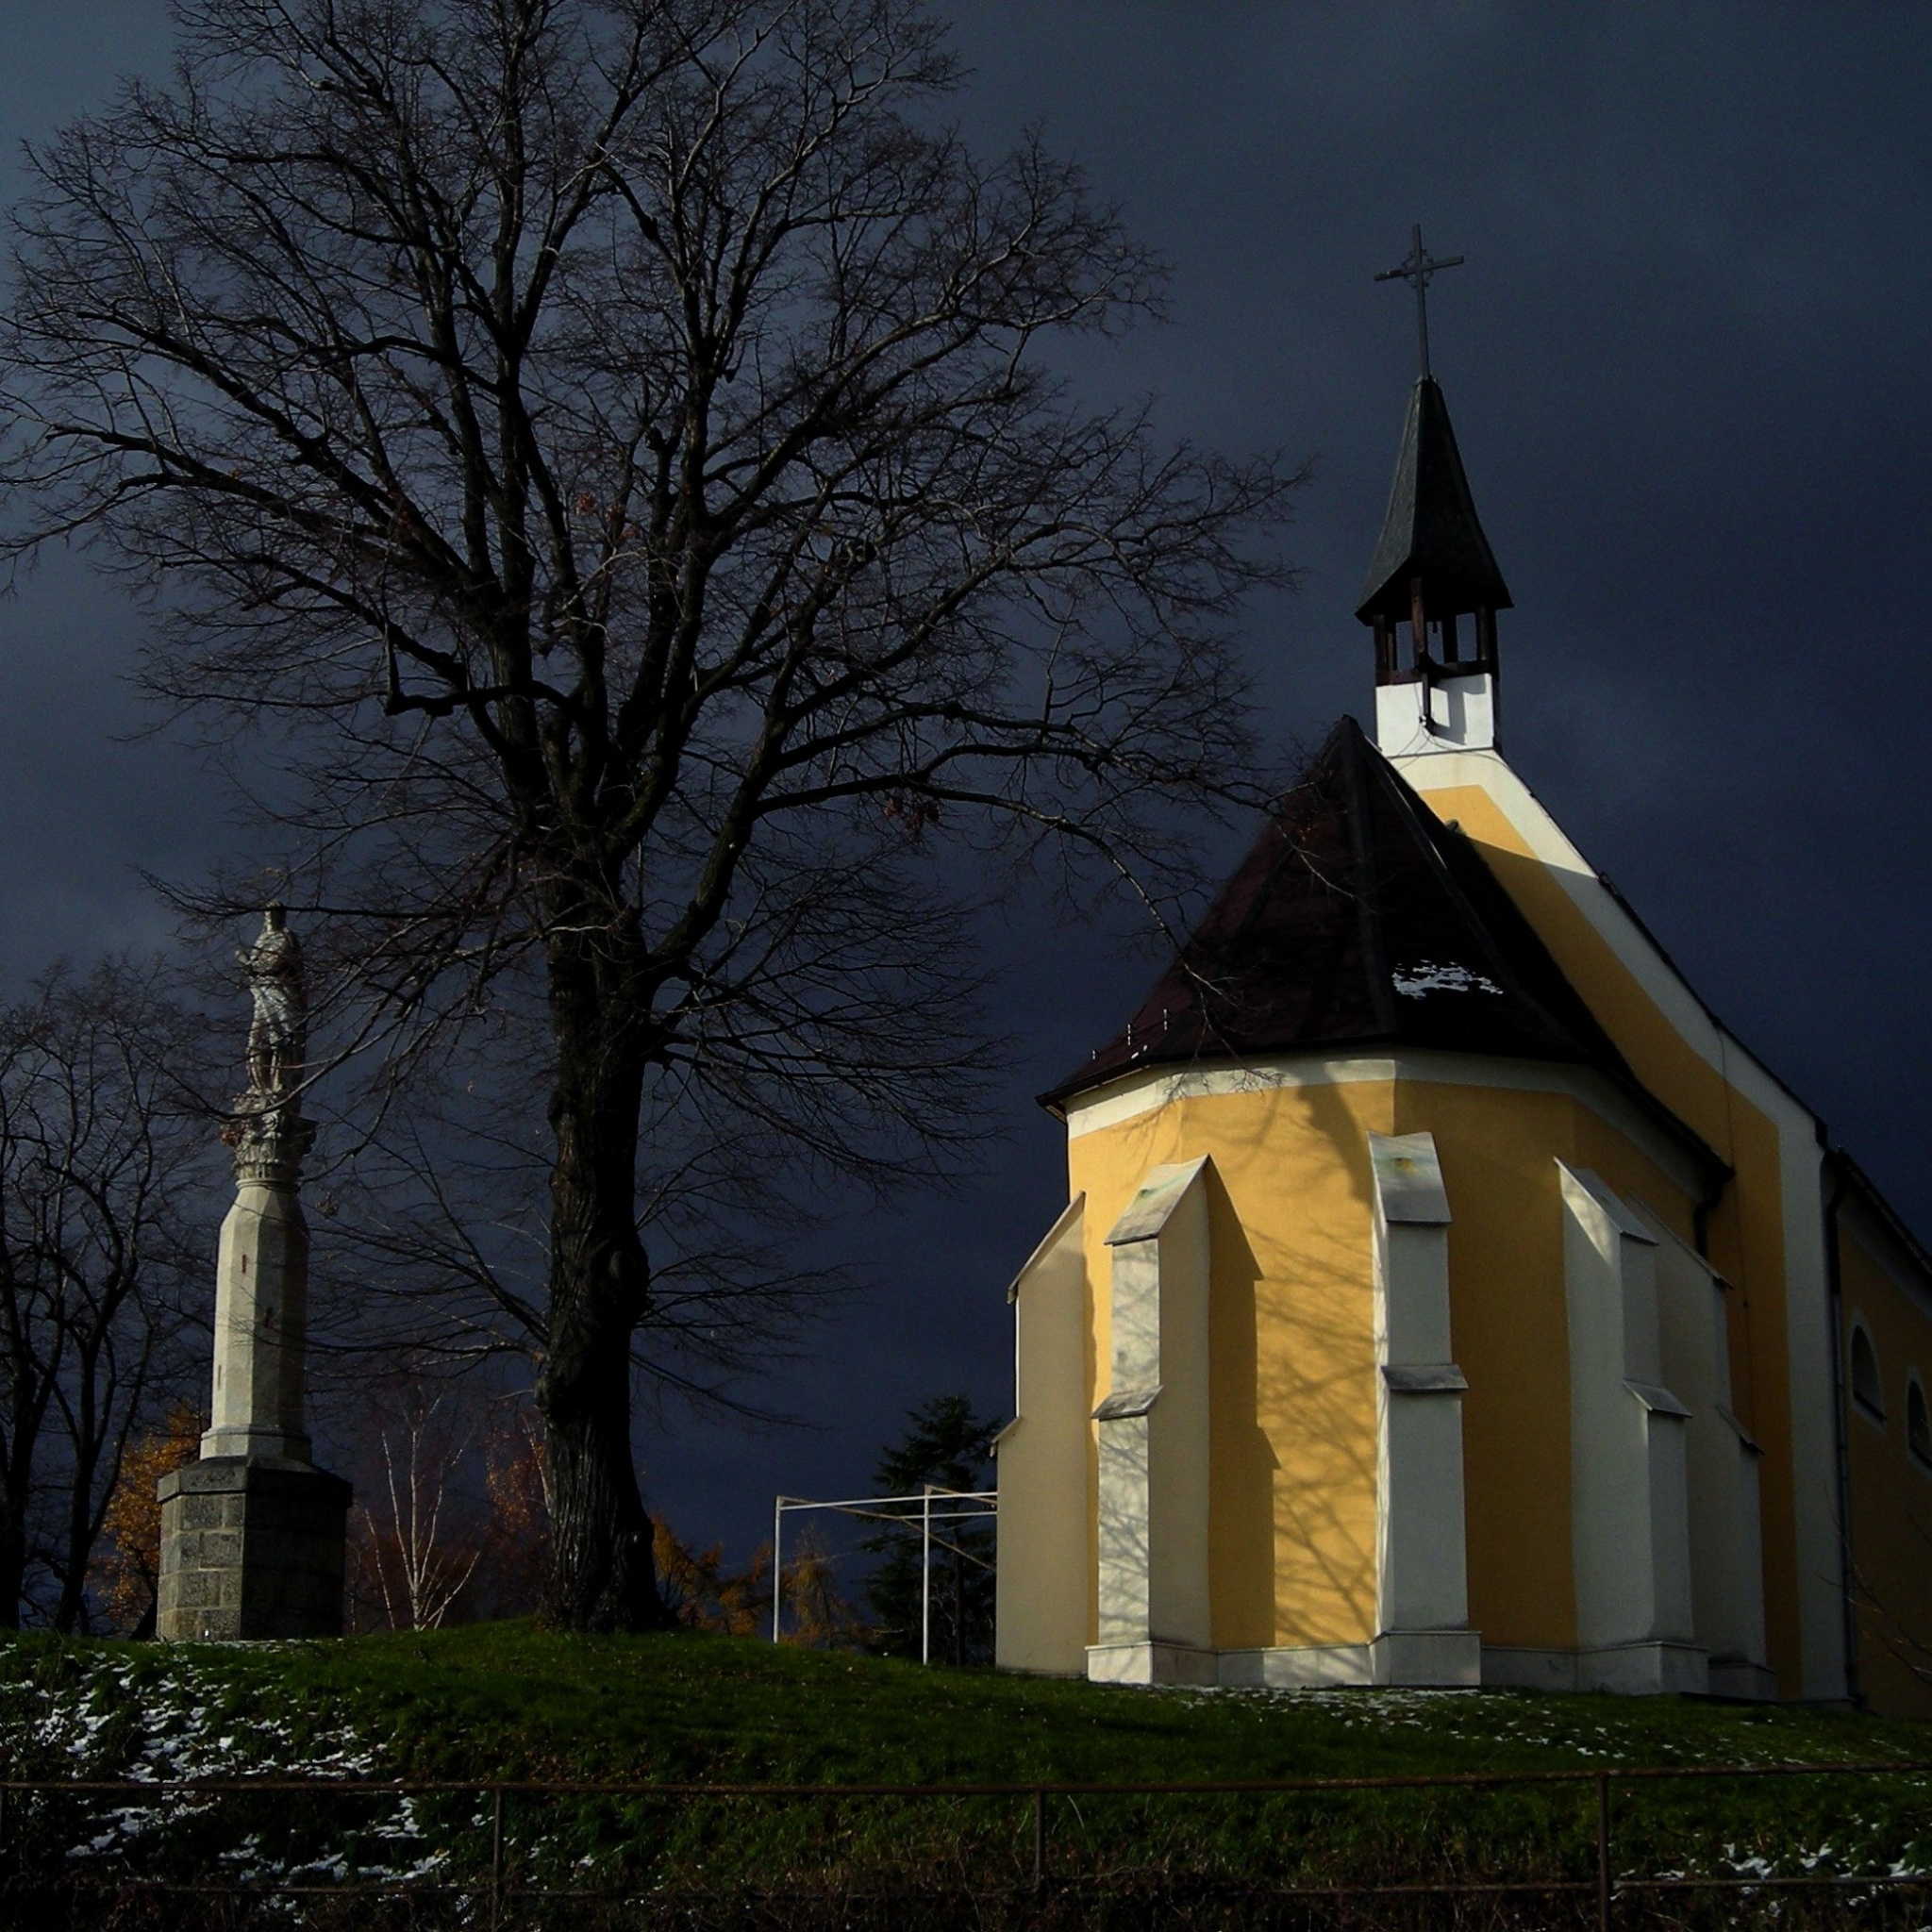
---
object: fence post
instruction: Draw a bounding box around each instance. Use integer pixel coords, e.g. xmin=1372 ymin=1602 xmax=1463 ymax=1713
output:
xmin=490 ymin=1786 xmax=505 ymax=1932
xmin=773 ymin=1496 xmax=785 ymax=1643
xmin=1596 ymin=1771 xmax=1611 ymax=1931
xmin=1031 ymin=1788 xmax=1045 ymax=1892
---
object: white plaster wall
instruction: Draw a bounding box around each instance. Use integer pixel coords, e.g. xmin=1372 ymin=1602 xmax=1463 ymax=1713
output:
xmin=1146 ymin=1171 xmax=1212 ymax=1651
xmin=1645 ymin=1209 xmax=1771 ymax=1680
xmin=1095 ymin=1411 xmax=1153 ymax=1646
xmin=1092 ymin=1160 xmax=1212 ymax=1664
xmin=1378 ymin=1394 xmax=1471 ymax=1634
xmin=1560 ymin=1164 xmax=1694 ymax=1653
xmin=994 ymin=1195 xmax=1091 ymax=1674
xmin=1374 ymin=672 xmax=1497 ymax=759
xmin=1368 ymin=1131 xmax=1472 ymax=1642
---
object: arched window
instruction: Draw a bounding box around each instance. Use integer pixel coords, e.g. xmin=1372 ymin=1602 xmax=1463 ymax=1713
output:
xmin=1909 ymin=1379 xmax=1932 ymax=1470
xmin=1851 ymin=1322 xmax=1884 ymax=1421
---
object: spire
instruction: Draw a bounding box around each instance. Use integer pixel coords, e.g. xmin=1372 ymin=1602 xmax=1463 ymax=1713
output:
xmin=1357 ymin=373 xmax=1514 ymax=753
xmin=1361 ymin=229 xmax=1513 ymax=756
xmin=1357 ymin=375 xmax=1512 ymax=635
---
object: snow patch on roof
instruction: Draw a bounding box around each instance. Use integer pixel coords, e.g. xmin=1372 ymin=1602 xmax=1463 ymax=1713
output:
xmin=1391 ymin=960 xmax=1504 ymax=999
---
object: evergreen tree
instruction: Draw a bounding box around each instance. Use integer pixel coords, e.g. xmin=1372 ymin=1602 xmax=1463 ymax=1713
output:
xmin=863 ymin=1395 xmax=1000 ymax=1666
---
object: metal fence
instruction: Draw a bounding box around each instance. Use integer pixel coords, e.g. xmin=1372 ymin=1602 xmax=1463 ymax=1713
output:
xmin=3 ymin=1757 xmax=1931 ymax=1925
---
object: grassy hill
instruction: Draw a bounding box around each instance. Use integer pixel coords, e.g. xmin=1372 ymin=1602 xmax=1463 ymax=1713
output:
xmin=2 ymin=1624 xmax=1931 ymax=1923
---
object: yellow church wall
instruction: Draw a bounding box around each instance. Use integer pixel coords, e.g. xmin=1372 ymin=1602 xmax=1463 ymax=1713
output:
xmin=1412 ymin=778 xmax=1808 ymax=1698
xmin=1388 ymin=1080 xmax=1704 ymax=1654
xmin=1392 ymin=1080 xmax=1573 ymax=1649
xmin=1067 ymin=1079 xmax=1395 ymax=1653
xmin=1067 ymin=1062 xmax=1716 ymax=1667
xmin=1838 ymin=1214 xmax=1932 ymax=1720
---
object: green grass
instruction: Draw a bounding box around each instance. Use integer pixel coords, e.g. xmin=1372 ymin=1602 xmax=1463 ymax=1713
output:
xmin=11 ymin=1617 xmax=1917 ymax=1782
xmin=3 ymin=1624 xmax=1932 ymax=1924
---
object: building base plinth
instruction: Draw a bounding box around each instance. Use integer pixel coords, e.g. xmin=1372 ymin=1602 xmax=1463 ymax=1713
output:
xmin=1372 ymin=1628 xmax=1483 ymax=1686
xmin=158 ymin=1457 xmax=351 ymax=1641
xmin=1214 ymin=1634 xmax=1481 ymax=1689
xmin=1074 ymin=1635 xmax=1723 ymax=1696
xmin=1482 ymin=1641 xmax=1709 ymax=1695
xmin=1219 ymin=1644 xmax=1372 ymax=1688
xmin=1085 ymin=1641 xmax=1218 ymax=1686
xmin=1707 ymin=1657 xmax=1779 ymax=1702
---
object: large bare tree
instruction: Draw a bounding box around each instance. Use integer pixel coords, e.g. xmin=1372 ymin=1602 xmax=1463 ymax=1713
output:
xmin=0 ymin=0 xmax=1296 ymax=1627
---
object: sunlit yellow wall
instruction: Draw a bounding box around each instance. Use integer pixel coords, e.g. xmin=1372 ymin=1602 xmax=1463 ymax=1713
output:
xmin=1068 ymin=1080 xmax=1393 ymax=1651
xmin=1840 ymin=1221 xmax=1932 ymax=1719
xmin=1417 ymin=782 xmax=1804 ymax=1696
xmin=1393 ymin=1081 xmax=1699 ymax=1651
xmin=1067 ymin=1069 xmax=1703 ymax=1657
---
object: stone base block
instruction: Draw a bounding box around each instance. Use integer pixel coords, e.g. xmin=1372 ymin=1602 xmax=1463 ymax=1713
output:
xmin=1085 ymin=1640 xmax=1218 ymax=1686
xmin=1219 ymin=1643 xmax=1373 ymax=1688
xmin=1482 ymin=1641 xmax=1709 ymax=1695
xmin=1372 ymin=1627 xmax=1484 ymax=1687
xmin=158 ymin=1457 xmax=351 ymax=1641
xmin=1707 ymin=1657 xmax=1779 ymax=1703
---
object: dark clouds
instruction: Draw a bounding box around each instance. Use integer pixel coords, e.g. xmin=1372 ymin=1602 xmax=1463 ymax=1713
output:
xmin=1 ymin=4 xmax=1927 ymax=1550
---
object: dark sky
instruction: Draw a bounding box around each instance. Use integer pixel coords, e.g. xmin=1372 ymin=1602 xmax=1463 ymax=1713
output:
xmin=3 ymin=5 xmax=1930 ymax=1558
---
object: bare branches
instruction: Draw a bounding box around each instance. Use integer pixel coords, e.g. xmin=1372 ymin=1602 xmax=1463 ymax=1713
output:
xmin=0 ymin=0 xmax=1303 ymax=1624
xmin=0 ymin=958 xmax=217 ymax=1627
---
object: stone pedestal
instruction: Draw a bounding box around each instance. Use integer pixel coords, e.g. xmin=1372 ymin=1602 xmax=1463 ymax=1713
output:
xmin=158 ymin=906 xmax=351 ymax=1642
xmin=157 ymin=1457 xmax=350 ymax=1641
xmin=201 ymin=1178 xmax=315 ymax=1463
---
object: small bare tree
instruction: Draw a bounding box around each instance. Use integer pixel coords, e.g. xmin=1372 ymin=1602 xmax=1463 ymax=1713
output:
xmin=0 ymin=960 xmax=214 ymax=1628
xmin=354 ymin=1385 xmax=486 ymax=1631
xmin=0 ymin=0 xmax=1299 ymax=1627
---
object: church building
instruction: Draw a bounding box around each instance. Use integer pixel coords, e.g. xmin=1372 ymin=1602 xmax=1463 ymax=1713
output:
xmin=992 ymin=358 xmax=1932 ymax=1716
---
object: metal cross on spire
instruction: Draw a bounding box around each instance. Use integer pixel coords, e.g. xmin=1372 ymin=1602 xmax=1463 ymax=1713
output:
xmin=1374 ymin=224 xmax=1464 ymax=378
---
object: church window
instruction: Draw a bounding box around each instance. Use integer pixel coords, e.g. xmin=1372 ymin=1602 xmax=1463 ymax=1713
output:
xmin=1909 ymin=1378 xmax=1932 ymax=1471
xmin=1850 ymin=1321 xmax=1884 ymax=1422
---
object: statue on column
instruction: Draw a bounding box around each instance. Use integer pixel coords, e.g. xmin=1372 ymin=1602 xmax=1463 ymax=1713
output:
xmin=158 ymin=898 xmax=349 ymax=1641
xmin=223 ymin=903 xmax=314 ymax=1184
xmin=242 ymin=902 xmax=306 ymax=1100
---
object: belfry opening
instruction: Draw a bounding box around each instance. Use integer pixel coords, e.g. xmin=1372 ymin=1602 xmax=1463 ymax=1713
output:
xmin=1359 ymin=374 xmax=1512 ymax=756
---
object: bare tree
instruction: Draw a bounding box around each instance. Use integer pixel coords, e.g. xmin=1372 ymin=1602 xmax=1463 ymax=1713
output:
xmin=0 ymin=960 xmax=213 ymax=1628
xmin=354 ymin=1384 xmax=486 ymax=1631
xmin=0 ymin=0 xmax=1299 ymax=1627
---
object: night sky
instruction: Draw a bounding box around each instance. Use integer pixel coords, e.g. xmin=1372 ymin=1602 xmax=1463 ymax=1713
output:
xmin=2 ymin=5 xmax=1929 ymax=1560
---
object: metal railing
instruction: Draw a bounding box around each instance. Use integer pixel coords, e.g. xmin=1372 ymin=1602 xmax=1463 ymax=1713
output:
xmin=2 ymin=1757 xmax=1930 ymax=1924
xmin=771 ymin=1485 xmax=996 ymax=1661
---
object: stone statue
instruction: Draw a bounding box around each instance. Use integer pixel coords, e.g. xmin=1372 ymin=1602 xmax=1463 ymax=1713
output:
xmin=224 ymin=903 xmax=313 ymax=1185
xmin=242 ymin=902 xmax=306 ymax=1099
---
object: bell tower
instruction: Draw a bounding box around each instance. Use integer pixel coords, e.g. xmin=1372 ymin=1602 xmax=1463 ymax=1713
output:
xmin=1360 ymin=228 xmax=1512 ymax=758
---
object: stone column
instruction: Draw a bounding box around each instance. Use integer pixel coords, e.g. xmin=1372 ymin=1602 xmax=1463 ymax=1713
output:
xmin=158 ymin=906 xmax=351 ymax=1641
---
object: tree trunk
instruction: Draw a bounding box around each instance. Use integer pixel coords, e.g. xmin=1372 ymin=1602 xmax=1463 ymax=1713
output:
xmin=54 ymin=1363 xmax=103 ymax=1633
xmin=534 ymin=918 xmax=665 ymax=1632
xmin=0 ymin=1410 xmax=41 ymax=1629
xmin=0 ymin=1510 xmax=25 ymax=1631
xmin=0 ymin=1453 xmax=33 ymax=1630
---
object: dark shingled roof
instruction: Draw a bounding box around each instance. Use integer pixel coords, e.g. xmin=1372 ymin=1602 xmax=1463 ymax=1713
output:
xmin=1044 ymin=720 xmax=1721 ymax=1180
xmin=1357 ymin=375 xmax=1513 ymax=625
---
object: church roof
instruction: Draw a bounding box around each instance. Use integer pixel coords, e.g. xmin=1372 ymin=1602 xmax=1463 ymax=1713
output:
xmin=1044 ymin=719 xmax=1720 ymax=1175
xmin=1357 ymin=375 xmax=1513 ymax=625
